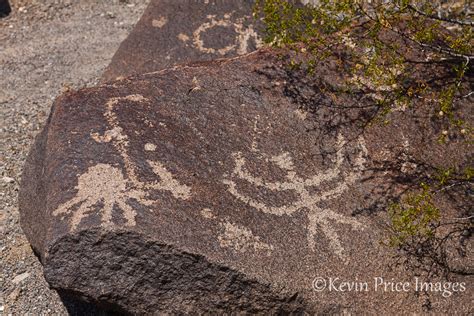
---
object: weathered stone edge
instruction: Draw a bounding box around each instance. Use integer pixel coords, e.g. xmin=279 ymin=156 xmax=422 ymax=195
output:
xmin=44 ymin=228 xmax=308 ymax=314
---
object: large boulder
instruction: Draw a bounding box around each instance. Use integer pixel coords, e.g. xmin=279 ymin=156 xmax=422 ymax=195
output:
xmin=101 ymin=0 xmax=264 ymax=82
xmin=19 ymin=49 xmax=472 ymax=313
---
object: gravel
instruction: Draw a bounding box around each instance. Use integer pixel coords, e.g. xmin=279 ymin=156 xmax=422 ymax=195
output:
xmin=0 ymin=0 xmax=149 ymax=314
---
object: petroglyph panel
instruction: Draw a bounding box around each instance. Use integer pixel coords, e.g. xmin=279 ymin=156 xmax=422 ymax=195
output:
xmin=64 ymin=94 xmax=369 ymax=260
xmin=21 ymin=33 xmax=473 ymax=313
xmin=54 ymin=80 xmax=367 ymax=262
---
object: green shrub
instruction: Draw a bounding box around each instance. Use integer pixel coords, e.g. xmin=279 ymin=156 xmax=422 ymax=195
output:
xmin=388 ymin=183 xmax=440 ymax=246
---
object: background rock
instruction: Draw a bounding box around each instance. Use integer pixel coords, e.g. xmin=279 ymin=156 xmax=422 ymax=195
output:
xmin=102 ymin=0 xmax=263 ymax=82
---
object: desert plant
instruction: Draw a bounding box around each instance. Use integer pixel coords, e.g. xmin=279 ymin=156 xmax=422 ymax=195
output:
xmin=255 ymin=0 xmax=473 ymax=280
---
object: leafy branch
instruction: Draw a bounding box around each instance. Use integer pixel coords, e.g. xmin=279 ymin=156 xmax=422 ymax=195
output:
xmin=255 ymin=0 xmax=473 ymax=279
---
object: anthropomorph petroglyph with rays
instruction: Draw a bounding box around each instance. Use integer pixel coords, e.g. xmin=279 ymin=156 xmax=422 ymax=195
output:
xmin=53 ymin=95 xmax=191 ymax=230
xmin=222 ymin=123 xmax=368 ymax=262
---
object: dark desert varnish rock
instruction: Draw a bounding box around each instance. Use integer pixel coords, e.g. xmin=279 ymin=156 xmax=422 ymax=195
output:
xmin=101 ymin=0 xmax=263 ymax=82
xmin=19 ymin=49 xmax=473 ymax=314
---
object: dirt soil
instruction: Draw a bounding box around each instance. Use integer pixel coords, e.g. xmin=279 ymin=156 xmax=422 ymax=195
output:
xmin=0 ymin=0 xmax=149 ymax=314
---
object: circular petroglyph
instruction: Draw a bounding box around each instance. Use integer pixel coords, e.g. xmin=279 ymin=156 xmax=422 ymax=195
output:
xmin=192 ymin=13 xmax=262 ymax=55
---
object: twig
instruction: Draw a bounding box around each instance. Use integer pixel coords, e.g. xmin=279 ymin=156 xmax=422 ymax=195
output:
xmin=407 ymin=5 xmax=474 ymax=27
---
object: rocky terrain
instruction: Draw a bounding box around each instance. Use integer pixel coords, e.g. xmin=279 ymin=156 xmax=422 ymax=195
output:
xmin=0 ymin=0 xmax=149 ymax=314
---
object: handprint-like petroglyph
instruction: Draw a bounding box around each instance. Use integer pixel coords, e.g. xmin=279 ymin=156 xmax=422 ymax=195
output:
xmin=53 ymin=164 xmax=156 ymax=230
xmin=222 ymin=134 xmax=368 ymax=261
xmin=191 ymin=12 xmax=262 ymax=55
xmin=54 ymin=95 xmax=191 ymax=230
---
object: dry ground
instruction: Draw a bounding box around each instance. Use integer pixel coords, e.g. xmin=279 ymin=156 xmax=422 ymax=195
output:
xmin=0 ymin=0 xmax=149 ymax=314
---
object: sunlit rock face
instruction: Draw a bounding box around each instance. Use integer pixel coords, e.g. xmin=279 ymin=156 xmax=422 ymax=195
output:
xmin=19 ymin=1 xmax=473 ymax=311
xmin=20 ymin=47 xmax=473 ymax=314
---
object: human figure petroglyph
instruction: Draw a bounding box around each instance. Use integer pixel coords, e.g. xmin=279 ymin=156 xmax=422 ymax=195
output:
xmin=191 ymin=12 xmax=262 ymax=55
xmin=222 ymin=134 xmax=368 ymax=262
xmin=54 ymin=95 xmax=191 ymax=230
